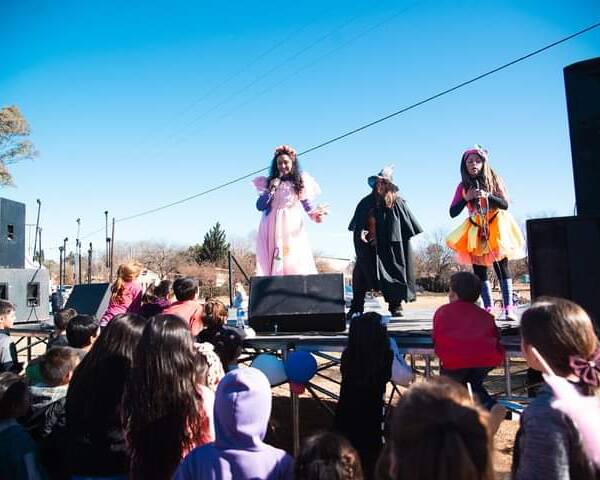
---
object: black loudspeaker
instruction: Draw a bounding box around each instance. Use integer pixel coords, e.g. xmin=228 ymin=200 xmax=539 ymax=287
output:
xmin=248 ymin=273 xmax=345 ymax=333
xmin=65 ymin=283 xmax=111 ymax=319
xmin=564 ymin=57 xmax=600 ymax=216
xmin=527 ymin=216 xmax=600 ymax=329
xmin=0 ymin=198 xmax=25 ymax=268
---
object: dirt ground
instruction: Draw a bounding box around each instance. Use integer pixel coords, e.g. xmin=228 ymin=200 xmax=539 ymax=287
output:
xmin=265 ymin=366 xmax=520 ymax=479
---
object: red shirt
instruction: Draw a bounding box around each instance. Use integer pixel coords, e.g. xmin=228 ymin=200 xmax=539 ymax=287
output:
xmin=432 ymin=300 xmax=505 ymax=369
xmin=163 ymin=300 xmax=204 ymax=337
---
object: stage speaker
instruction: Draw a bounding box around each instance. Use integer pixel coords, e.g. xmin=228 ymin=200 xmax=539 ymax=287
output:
xmin=0 ymin=198 xmax=25 ymax=269
xmin=527 ymin=216 xmax=600 ymax=329
xmin=248 ymin=273 xmax=345 ymax=333
xmin=564 ymin=57 xmax=600 ymax=216
xmin=65 ymin=283 xmax=111 ymax=319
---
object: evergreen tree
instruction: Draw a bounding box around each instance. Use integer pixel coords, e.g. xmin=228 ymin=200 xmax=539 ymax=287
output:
xmin=189 ymin=222 xmax=229 ymax=265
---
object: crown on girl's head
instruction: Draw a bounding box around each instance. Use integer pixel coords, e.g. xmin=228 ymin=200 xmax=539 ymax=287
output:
xmin=474 ymin=144 xmax=488 ymax=159
xmin=462 ymin=144 xmax=489 ymax=162
xmin=274 ymin=144 xmax=297 ymax=158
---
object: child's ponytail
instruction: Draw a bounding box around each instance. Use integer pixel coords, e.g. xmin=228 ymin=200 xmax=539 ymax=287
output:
xmin=111 ymin=262 xmax=143 ymax=303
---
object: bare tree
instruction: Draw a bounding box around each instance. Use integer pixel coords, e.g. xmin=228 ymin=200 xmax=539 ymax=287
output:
xmin=0 ymin=105 xmax=38 ymax=185
xmin=414 ymin=229 xmax=460 ymax=291
xmin=135 ymin=241 xmax=186 ymax=278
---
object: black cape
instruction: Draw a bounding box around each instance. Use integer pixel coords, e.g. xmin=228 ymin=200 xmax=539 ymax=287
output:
xmin=348 ymin=193 xmax=423 ymax=304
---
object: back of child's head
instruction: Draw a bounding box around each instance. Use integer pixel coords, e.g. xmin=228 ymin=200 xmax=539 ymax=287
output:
xmin=450 ymin=272 xmax=482 ymax=303
xmin=66 ymin=314 xmax=100 ymax=348
xmin=39 ymin=346 xmax=80 ymax=387
xmin=67 ymin=313 xmax=147 ymax=427
xmin=295 ymin=431 xmax=363 ymax=480
xmin=173 ymin=277 xmax=198 ymax=302
xmin=54 ymin=307 xmax=77 ymax=331
xmin=142 ymin=283 xmax=158 ymax=304
xmin=195 ymin=342 xmax=225 ymax=390
xmin=0 ymin=299 xmax=15 ymax=320
xmin=521 ymin=297 xmax=599 ymax=396
xmin=154 ymin=279 xmax=172 ymax=299
xmin=125 ymin=314 xmax=206 ymax=480
xmin=0 ymin=372 xmax=30 ymax=420
xmin=211 ymin=327 xmax=242 ymax=370
xmin=203 ymin=298 xmax=227 ymax=329
xmin=343 ymin=312 xmax=392 ymax=386
xmin=111 ymin=261 xmax=143 ymax=301
xmin=390 ymin=378 xmax=494 ymax=480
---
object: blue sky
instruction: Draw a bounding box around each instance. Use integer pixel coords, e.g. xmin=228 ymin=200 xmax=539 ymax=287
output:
xmin=1 ymin=0 xmax=599 ymax=261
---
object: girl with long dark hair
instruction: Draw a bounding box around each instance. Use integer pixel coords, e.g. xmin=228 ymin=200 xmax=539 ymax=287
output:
xmin=253 ymin=144 xmax=327 ymax=276
xmin=66 ymin=313 xmax=146 ymax=478
xmin=124 ymin=314 xmax=212 ymax=480
xmin=334 ymin=312 xmax=393 ymax=479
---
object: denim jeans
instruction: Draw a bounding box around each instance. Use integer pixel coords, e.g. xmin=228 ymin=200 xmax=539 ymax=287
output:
xmin=440 ymin=367 xmax=496 ymax=410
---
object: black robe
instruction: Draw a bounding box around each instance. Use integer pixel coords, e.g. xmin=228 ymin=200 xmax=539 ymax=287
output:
xmin=348 ymin=193 xmax=423 ymax=304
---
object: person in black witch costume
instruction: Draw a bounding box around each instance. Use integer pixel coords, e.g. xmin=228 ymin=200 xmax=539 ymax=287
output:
xmin=348 ymin=166 xmax=422 ymax=318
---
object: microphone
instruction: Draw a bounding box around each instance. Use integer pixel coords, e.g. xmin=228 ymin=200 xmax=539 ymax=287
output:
xmin=474 ymin=179 xmax=481 ymax=209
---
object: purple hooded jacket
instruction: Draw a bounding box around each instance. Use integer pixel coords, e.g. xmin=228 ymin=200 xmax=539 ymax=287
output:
xmin=175 ymin=367 xmax=294 ymax=480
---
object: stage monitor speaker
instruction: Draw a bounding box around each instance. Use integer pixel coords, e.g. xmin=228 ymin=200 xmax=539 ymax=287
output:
xmin=564 ymin=57 xmax=600 ymax=216
xmin=527 ymin=216 xmax=600 ymax=330
xmin=65 ymin=283 xmax=111 ymax=319
xmin=0 ymin=198 xmax=25 ymax=269
xmin=248 ymin=273 xmax=345 ymax=333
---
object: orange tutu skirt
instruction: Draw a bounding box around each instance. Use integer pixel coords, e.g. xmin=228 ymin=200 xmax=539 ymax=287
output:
xmin=446 ymin=210 xmax=525 ymax=266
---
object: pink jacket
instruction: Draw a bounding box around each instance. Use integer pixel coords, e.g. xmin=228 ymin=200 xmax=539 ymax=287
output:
xmin=100 ymin=282 xmax=143 ymax=326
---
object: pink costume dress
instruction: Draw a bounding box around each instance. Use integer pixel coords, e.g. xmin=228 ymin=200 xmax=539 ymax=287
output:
xmin=253 ymin=173 xmax=321 ymax=276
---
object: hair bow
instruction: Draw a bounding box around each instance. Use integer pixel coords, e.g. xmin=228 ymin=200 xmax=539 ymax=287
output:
xmin=570 ymin=349 xmax=600 ymax=386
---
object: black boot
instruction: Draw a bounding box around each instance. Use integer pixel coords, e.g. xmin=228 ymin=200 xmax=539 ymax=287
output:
xmin=389 ymin=302 xmax=403 ymax=317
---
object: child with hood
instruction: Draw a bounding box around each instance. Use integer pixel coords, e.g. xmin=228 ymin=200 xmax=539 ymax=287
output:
xmin=175 ymin=367 xmax=293 ymax=480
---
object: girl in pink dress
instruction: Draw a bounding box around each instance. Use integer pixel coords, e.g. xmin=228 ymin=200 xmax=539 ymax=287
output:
xmin=253 ymin=145 xmax=326 ymax=276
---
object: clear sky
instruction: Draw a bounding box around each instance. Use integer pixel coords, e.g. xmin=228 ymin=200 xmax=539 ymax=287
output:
xmin=2 ymin=0 xmax=599 ymax=261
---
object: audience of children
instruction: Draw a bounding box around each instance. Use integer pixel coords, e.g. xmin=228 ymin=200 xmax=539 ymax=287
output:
xmin=124 ymin=314 xmax=213 ymax=480
xmin=295 ymin=431 xmax=363 ymax=480
xmin=47 ymin=308 xmax=78 ymax=350
xmin=140 ymin=279 xmax=172 ymax=318
xmin=335 ymin=312 xmax=392 ymax=479
xmin=5 ymin=269 xmax=600 ymax=480
xmin=512 ymin=297 xmax=600 ymax=480
xmin=100 ymin=262 xmax=144 ymax=327
xmin=432 ymin=271 xmax=507 ymax=433
xmin=65 ymin=314 xmax=100 ymax=354
xmin=0 ymin=299 xmax=21 ymax=374
xmin=66 ymin=313 xmax=146 ymax=478
xmin=175 ymin=367 xmax=294 ymax=480
xmin=390 ymin=377 xmax=495 ymax=480
xmin=0 ymin=372 xmax=45 ymax=480
xmin=163 ymin=277 xmax=204 ymax=336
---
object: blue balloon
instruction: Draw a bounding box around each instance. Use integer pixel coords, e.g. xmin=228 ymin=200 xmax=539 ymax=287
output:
xmin=284 ymin=351 xmax=317 ymax=384
xmin=250 ymin=354 xmax=287 ymax=386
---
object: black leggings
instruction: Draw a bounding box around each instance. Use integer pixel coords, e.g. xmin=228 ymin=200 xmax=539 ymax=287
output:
xmin=472 ymin=257 xmax=510 ymax=282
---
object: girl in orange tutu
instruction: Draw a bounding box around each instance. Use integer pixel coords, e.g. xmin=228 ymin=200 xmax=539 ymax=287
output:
xmin=446 ymin=145 xmax=525 ymax=319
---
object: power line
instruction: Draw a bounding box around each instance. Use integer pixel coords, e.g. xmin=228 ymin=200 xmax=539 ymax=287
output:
xmin=63 ymin=20 xmax=600 ymax=245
